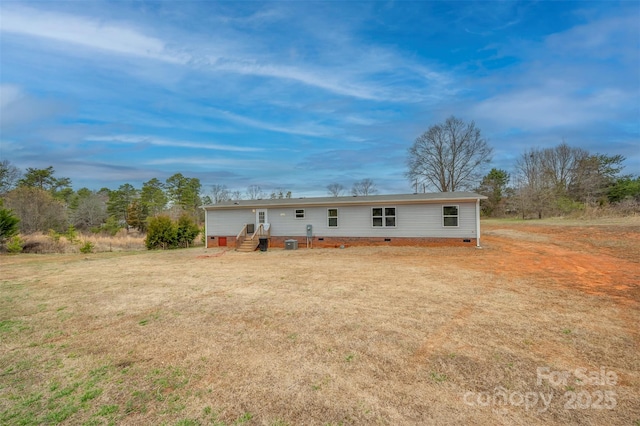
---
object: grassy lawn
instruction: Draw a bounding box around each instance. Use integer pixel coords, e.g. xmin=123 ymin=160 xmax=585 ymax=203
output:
xmin=1 ymin=218 xmax=639 ymax=425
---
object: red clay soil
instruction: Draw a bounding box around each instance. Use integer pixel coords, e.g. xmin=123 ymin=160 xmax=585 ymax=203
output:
xmin=456 ymin=221 xmax=640 ymax=304
xmin=439 ymin=220 xmax=640 ymax=357
xmin=452 ymin=221 xmax=640 ymax=338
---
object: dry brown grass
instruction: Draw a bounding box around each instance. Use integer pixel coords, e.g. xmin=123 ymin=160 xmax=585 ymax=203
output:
xmin=1 ymin=218 xmax=638 ymax=425
xmin=16 ymin=230 xmax=147 ymax=254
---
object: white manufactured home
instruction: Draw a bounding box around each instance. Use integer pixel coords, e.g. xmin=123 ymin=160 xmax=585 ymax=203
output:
xmin=202 ymin=192 xmax=487 ymax=251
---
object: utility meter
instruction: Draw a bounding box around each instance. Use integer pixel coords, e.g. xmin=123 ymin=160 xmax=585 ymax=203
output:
xmin=306 ymin=224 xmax=313 ymax=237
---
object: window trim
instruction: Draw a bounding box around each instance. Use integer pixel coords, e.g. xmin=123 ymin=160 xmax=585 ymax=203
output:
xmin=372 ymin=206 xmax=397 ymax=228
xmin=327 ymin=208 xmax=339 ymax=228
xmin=294 ymin=208 xmax=305 ymax=219
xmin=442 ymin=205 xmax=459 ymax=227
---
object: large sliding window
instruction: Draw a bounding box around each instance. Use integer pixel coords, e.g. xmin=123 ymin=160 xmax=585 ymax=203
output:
xmin=372 ymin=207 xmax=396 ymax=227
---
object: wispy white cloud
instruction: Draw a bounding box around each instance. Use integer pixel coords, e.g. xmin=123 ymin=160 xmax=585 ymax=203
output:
xmin=145 ymin=157 xmax=269 ymax=169
xmin=467 ymin=11 xmax=639 ymax=134
xmin=211 ymin=60 xmax=386 ymax=101
xmin=472 ymin=88 xmax=631 ymax=130
xmin=0 ymin=6 xmax=188 ymax=63
xmin=0 ymin=84 xmax=22 ymax=110
xmin=86 ymin=135 xmax=263 ymax=152
xmin=210 ymin=109 xmax=334 ymax=138
xmin=544 ymin=14 xmax=639 ymax=60
xmin=0 ymin=84 xmax=64 ymax=129
xmin=2 ymin=1 xmax=637 ymax=191
xmin=342 ymin=115 xmax=378 ymax=126
xmin=0 ymin=4 xmax=452 ymax=103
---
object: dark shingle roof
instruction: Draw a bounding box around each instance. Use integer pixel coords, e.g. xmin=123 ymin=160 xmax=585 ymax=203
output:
xmin=202 ymin=192 xmax=486 ymax=210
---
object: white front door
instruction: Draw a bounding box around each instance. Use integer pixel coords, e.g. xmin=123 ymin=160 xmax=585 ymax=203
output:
xmin=256 ymin=209 xmax=268 ymax=227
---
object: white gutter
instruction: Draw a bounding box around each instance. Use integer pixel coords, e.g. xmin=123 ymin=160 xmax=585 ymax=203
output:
xmin=476 ymin=198 xmax=481 ymax=248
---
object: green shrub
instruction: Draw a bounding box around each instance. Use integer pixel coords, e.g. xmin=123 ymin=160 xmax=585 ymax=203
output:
xmin=65 ymin=225 xmax=78 ymax=243
xmin=48 ymin=229 xmax=61 ymax=243
xmin=6 ymin=235 xmax=24 ymax=254
xmin=79 ymin=241 xmax=95 ymax=254
xmin=0 ymin=206 xmax=20 ymax=243
xmin=101 ymin=216 xmax=123 ymax=236
xmin=145 ymin=215 xmax=200 ymax=250
xmin=176 ymin=214 xmax=199 ymax=248
xmin=555 ymin=197 xmax=584 ymax=215
xmin=145 ymin=215 xmax=177 ymax=250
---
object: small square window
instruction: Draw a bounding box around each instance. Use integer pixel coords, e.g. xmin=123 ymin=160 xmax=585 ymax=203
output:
xmin=295 ymin=209 xmax=305 ymax=219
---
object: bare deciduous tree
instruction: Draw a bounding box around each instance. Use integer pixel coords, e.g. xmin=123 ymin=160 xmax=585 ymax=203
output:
xmin=269 ymin=188 xmax=291 ymax=199
xmin=326 ymin=183 xmax=345 ymax=197
xmin=571 ymin=153 xmax=625 ymax=204
xmin=211 ymin=184 xmax=230 ymax=204
xmin=4 ymin=187 xmax=67 ymax=233
xmin=351 ymin=178 xmax=378 ymax=196
xmin=0 ymin=159 xmax=21 ymax=195
xmin=245 ymin=185 xmax=264 ymax=200
xmin=514 ymin=149 xmax=553 ymax=219
xmin=72 ymin=191 xmax=108 ymax=230
xmin=407 ymin=116 xmax=492 ymax=192
xmin=513 ymin=143 xmax=619 ymax=218
xmin=539 ymin=142 xmax=588 ymax=194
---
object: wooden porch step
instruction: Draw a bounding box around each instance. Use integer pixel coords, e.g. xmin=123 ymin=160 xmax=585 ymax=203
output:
xmin=236 ymin=239 xmax=259 ymax=252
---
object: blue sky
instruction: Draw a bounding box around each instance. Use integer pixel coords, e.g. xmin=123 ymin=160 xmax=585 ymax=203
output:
xmin=1 ymin=1 xmax=638 ymax=196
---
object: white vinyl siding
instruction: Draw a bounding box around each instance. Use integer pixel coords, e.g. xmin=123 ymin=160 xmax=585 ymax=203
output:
xmin=207 ymin=209 xmax=254 ymax=236
xmin=206 ymin=202 xmax=478 ymax=239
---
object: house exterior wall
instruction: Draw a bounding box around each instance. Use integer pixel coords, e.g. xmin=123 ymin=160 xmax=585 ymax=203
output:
xmin=206 ymin=201 xmax=478 ymax=247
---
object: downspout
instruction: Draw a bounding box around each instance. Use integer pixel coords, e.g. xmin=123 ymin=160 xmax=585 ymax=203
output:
xmin=201 ymin=206 xmax=208 ymax=249
xmin=476 ymin=198 xmax=481 ymax=248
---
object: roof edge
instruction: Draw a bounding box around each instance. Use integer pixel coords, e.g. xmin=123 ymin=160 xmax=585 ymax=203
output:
xmin=202 ymin=192 xmax=487 ymax=210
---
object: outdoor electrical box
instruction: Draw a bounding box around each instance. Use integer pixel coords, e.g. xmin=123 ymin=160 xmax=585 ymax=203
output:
xmin=306 ymin=224 xmax=313 ymax=237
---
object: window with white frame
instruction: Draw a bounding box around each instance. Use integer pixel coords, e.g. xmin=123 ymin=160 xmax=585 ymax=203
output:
xmin=443 ymin=205 xmax=459 ymax=227
xmin=295 ymin=209 xmax=305 ymax=219
xmin=372 ymin=207 xmax=396 ymax=227
xmin=327 ymin=208 xmax=338 ymax=227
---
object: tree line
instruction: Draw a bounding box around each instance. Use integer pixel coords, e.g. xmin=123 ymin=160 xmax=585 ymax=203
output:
xmin=473 ymin=144 xmax=639 ymax=218
xmin=0 ymin=163 xmax=304 ymax=238
xmin=2 ymin=115 xmax=639 ymax=245
xmin=406 ymin=116 xmax=639 ymax=218
xmin=0 ymin=160 xmax=388 ymax=242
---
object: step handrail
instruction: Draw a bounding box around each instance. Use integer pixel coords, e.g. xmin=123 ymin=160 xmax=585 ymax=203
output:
xmin=236 ymin=224 xmax=248 ymax=249
xmin=236 ymin=223 xmax=271 ymax=250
